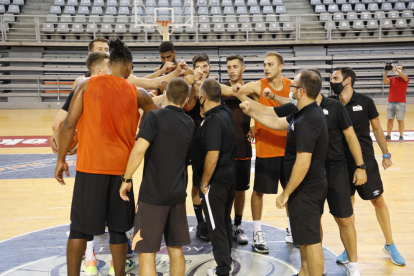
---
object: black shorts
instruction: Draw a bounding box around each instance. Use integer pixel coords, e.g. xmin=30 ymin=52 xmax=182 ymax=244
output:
xmin=70 ymin=171 xmax=135 ymax=236
xmin=192 ymin=169 xmax=201 ymax=188
xmin=325 ymin=164 xmax=353 ymax=218
xmin=254 ymin=157 xmax=286 ymax=194
xmin=133 ymin=201 xmax=191 ymax=253
xmin=235 ymin=159 xmax=251 ymax=191
xmin=288 ymin=178 xmax=327 ymax=246
xmin=348 ymin=156 xmax=383 ymax=200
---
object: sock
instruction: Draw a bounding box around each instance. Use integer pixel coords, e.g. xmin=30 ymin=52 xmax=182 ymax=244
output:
xmin=348 ymin=262 xmax=358 ymax=267
xmin=234 ymin=214 xmax=242 ymax=226
xmin=253 ymin=220 xmax=262 ymax=234
xmin=286 ymin=217 xmax=291 ymax=234
xmin=85 ymin=241 xmax=95 ymax=262
xmin=194 ymin=204 xmax=204 ymax=224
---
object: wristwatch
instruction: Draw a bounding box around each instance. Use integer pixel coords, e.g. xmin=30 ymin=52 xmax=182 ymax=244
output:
xmin=356 ymin=164 xmax=366 ymax=170
xmin=382 ymin=153 xmax=392 ymax=159
xmin=121 ymin=174 xmax=132 ymax=183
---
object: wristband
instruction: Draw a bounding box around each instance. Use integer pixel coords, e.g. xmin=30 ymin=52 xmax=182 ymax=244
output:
xmin=201 ymin=184 xmax=209 ymax=188
xmin=382 ymin=153 xmax=391 ymax=159
xmin=121 ymin=174 xmax=132 ymax=183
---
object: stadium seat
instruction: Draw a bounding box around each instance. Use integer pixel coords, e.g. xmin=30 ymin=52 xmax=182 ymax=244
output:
xmin=49 ymin=6 xmax=61 ymax=14
xmin=131 ymin=7 xmax=143 ymax=15
xmin=380 ymin=3 xmax=392 ymax=11
xmin=91 ymin=6 xmax=103 ymax=14
xmin=226 ymin=15 xmax=237 ymax=22
xmin=119 ymin=0 xmax=129 ymax=5
xmin=103 ymin=15 xmax=114 ymax=22
xmin=394 ymin=2 xmax=405 ymax=10
xmin=361 ymin=0 xmax=372 ymax=3
xmin=4 ymin=13 xmax=14 ymax=21
xmin=224 ymin=7 xmax=235 ymax=14
xmin=200 ymin=23 xmax=211 ymax=32
xmin=105 ymin=7 xmax=117 ymax=15
xmin=268 ymin=22 xmax=280 ymax=31
xmin=67 ymin=0 xmax=78 ymax=6
xmin=80 ymin=0 xmax=91 ymax=6
xmin=336 ymin=0 xmax=347 ymax=4
xmin=46 ymin=14 xmax=58 ymax=22
xmin=374 ymin=10 xmax=385 ymax=19
xmin=266 ymin=14 xmax=277 ymax=21
xmin=260 ymin=0 xmax=270 ymax=5
xmin=252 ymin=14 xmax=264 ymax=22
xmin=146 ymin=7 xmax=155 ymax=15
xmin=402 ymin=10 xmax=413 ymax=19
xmin=315 ymin=5 xmax=326 ymax=13
xmin=93 ymin=0 xmax=104 ymax=6
xmin=388 ymin=11 xmax=399 ymax=19
xmin=366 ymin=20 xmax=378 ymax=29
xmin=324 ymin=21 xmax=335 ymax=30
xmin=328 ymin=4 xmax=339 ymax=13
xmin=213 ymin=23 xmax=225 ymax=32
xmin=333 ymin=13 xmax=344 ymax=21
xmin=101 ymin=24 xmax=113 ymax=33
xmin=222 ymin=0 xmax=232 ymax=6
xmin=12 ymin=0 xmax=23 ymax=5
xmin=107 ymin=0 xmax=117 ymax=6
xmin=247 ymin=0 xmax=258 ymax=5
xmin=199 ymin=16 xmax=209 ymax=23
xmin=341 ymin=4 xmax=352 ymax=13
xmin=353 ymin=20 xmax=365 ymax=30
xmin=75 ymin=14 xmax=87 ymax=22
xmin=146 ymin=0 xmax=156 ymax=6
xmin=234 ymin=0 xmax=245 ymax=6
xmin=184 ymin=7 xmax=194 ymax=15
xmin=115 ymin=23 xmax=126 ymax=33
xmin=323 ymin=0 xmax=334 ymax=4
xmin=78 ymin=6 xmax=89 ymax=14
xmin=172 ymin=25 xmax=184 ymax=33
xmin=53 ymin=0 xmax=64 ymax=6
xmin=42 ymin=23 xmax=54 ymax=32
xmin=319 ymin=13 xmax=329 ymax=21
xmin=210 ymin=7 xmax=221 ymax=15
xmin=186 ymin=24 xmax=197 ymax=33
xmin=409 ymin=2 xmax=414 ymax=10
xmin=250 ymin=6 xmax=261 ymax=14
xmin=196 ymin=0 xmax=207 ymax=6
xmin=60 ymin=14 xmax=72 ymax=22
xmin=159 ymin=0 xmax=169 ymax=6
xmin=355 ymin=4 xmax=366 ymax=12
xmin=63 ymin=6 xmax=76 ymax=14
xmin=272 ymin=0 xmax=283 ymax=5
xmin=239 ymin=14 xmax=250 ymax=22
xmin=72 ymin=23 xmax=84 ymax=32
xmin=263 ymin=6 xmax=273 ymax=14
xmin=210 ymin=0 xmax=220 ymax=6
xmin=338 ymin=20 xmax=351 ymax=30
xmin=227 ymin=23 xmax=239 ymax=32
xmin=395 ymin=19 xmax=407 ymax=28
xmin=118 ymin=6 xmax=129 ymax=15
xmin=279 ymin=15 xmax=290 ymax=22
xmin=360 ymin=12 xmax=372 ymax=20
xmin=310 ymin=0 xmax=321 ymax=5
xmin=237 ymin=6 xmax=248 ymax=14
xmin=255 ymin=22 xmax=267 ymax=32
xmin=241 ymin=22 xmax=253 ymax=32
xmin=212 ymin=15 xmax=223 ymax=22
xmin=281 ymin=21 xmax=293 ymax=31
xmin=129 ymin=24 xmax=141 ymax=33
xmin=347 ymin=12 xmax=358 ymax=20
xmin=276 ymin=6 xmax=286 ymax=14
xmin=348 ymin=0 xmax=360 ymax=3
xmin=89 ymin=15 xmax=100 ymax=22
xmin=368 ymin=3 xmax=379 ymax=11
xmin=57 ymin=23 xmax=70 ymax=32
xmin=117 ymin=15 xmax=128 ymax=22
xmin=380 ymin=19 xmax=392 ymax=29
xmin=86 ymin=23 xmax=97 ymax=32
xmin=198 ymin=7 xmax=208 ymax=15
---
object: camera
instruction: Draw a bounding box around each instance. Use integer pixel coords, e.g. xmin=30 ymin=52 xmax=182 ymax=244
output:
xmin=384 ymin=61 xmax=393 ymax=71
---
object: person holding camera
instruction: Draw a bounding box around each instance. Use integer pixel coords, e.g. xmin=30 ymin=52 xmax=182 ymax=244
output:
xmin=383 ymin=63 xmax=409 ymax=143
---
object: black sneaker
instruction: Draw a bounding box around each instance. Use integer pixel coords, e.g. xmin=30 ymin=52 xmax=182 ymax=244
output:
xmin=385 ymin=135 xmax=391 ymax=141
xmin=196 ymin=221 xmax=210 ymax=241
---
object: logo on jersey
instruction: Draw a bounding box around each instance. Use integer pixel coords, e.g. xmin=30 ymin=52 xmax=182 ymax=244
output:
xmin=353 ymin=105 xmax=363 ymax=112
xmin=323 ymin=109 xmax=329 ymax=115
xmin=373 ymin=190 xmax=380 ymax=196
xmin=291 ymin=122 xmax=295 ymax=131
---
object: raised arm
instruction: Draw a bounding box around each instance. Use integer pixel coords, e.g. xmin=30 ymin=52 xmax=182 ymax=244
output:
xmin=239 ymin=101 xmax=289 ymax=131
xmin=263 ymin=88 xmax=290 ymax=105
xmin=233 ymin=83 xmax=278 ymax=117
xmin=382 ymin=70 xmax=391 ymax=85
xmin=137 ymin=87 xmax=160 ymax=113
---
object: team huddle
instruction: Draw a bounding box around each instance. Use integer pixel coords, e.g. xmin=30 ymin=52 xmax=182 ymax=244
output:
xmin=52 ymin=38 xmax=405 ymax=276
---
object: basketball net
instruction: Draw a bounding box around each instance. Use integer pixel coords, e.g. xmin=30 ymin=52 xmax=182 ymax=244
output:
xmin=156 ymin=21 xmax=172 ymax=41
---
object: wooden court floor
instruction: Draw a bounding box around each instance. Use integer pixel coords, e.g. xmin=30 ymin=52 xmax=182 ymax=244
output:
xmin=1 ymin=104 xmax=414 ymax=275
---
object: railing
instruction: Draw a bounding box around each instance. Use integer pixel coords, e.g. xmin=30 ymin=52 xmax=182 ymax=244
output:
xmin=0 ymin=12 xmax=413 ymax=44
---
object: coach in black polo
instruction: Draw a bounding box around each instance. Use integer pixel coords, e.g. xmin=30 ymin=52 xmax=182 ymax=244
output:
xmin=119 ymin=79 xmax=195 ymax=275
xmin=192 ymin=78 xmax=236 ymax=276
xmin=330 ymin=67 xmax=405 ymax=266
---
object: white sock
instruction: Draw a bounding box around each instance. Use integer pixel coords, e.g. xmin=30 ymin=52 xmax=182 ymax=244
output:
xmin=286 ymin=217 xmax=291 ymax=233
xmin=253 ymin=220 xmax=262 ymax=234
xmin=348 ymin=262 xmax=358 ymax=267
xmin=85 ymin=241 xmax=95 ymax=262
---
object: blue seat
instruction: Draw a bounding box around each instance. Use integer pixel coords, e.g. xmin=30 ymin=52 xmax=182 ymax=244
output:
xmin=328 ymin=4 xmax=339 ymax=13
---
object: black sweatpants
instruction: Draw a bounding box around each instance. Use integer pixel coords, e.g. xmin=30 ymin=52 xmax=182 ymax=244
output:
xmin=200 ymin=184 xmax=236 ymax=276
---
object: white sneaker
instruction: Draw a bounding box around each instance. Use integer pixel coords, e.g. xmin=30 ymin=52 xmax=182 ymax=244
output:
xmin=346 ymin=263 xmax=361 ymax=276
xmin=251 ymin=231 xmax=269 ymax=253
xmin=285 ymin=228 xmax=293 ymax=244
xmin=233 ymin=224 xmax=249 ymax=245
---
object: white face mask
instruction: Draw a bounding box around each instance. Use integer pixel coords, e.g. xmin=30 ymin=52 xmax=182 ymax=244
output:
xmin=289 ymin=91 xmax=298 ymax=106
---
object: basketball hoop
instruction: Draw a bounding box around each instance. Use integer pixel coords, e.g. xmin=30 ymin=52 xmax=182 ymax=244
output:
xmin=156 ymin=21 xmax=172 ymax=41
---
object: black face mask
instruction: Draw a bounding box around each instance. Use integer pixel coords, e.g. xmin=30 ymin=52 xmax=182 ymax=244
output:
xmin=330 ymin=81 xmax=348 ymax=95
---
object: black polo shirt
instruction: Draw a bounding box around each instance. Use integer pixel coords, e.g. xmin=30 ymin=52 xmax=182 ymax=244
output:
xmin=62 ymin=90 xmax=74 ymax=112
xmin=137 ymin=105 xmax=195 ymax=206
xmin=221 ymin=80 xmax=252 ymax=159
xmin=284 ymin=102 xmax=328 ymax=185
xmin=273 ymin=102 xmax=297 ymax=118
xmin=331 ymin=91 xmax=379 ymax=158
xmin=192 ymin=103 xmax=236 ymax=186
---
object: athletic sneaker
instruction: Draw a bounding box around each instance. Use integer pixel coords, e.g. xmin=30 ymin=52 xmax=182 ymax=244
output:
xmin=83 ymin=252 xmax=98 ymax=276
xmin=383 ymin=243 xmax=406 ymax=266
xmin=206 ymin=263 xmax=234 ymax=275
xmin=323 ymin=266 xmax=328 ymax=276
xmin=285 ymin=228 xmax=293 ymax=244
xmin=399 ymin=136 xmax=404 ymax=143
xmin=385 ymin=135 xmax=391 ymax=142
xmin=346 ymin=263 xmax=361 ymax=276
xmin=336 ymin=249 xmax=349 ymax=264
xmin=127 ymin=237 xmax=134 ymax=258
xmin=108 ymin=259 xmax=134 ymax=276
xmin=196 ymin=221 xmax=210 ymax=242
xmin=233 ymin=224 xmax=248 ymax=245
xmin=252 ymin=231 xmax=269 ymax=254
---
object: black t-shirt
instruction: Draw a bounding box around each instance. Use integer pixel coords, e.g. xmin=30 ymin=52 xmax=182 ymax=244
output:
xmin=137 ymin=105 xmax=195 ymax=205
xmin=320 ymin=95 xmax=353 ymax=166
xmin=284 ymin=102 xmax=328 ymax=186
xmin=331 ymin=91 xmax=379 ymax=158
xmin=185 ymin=100 xmax=203 ymax=131
xmin=192 ymin=103 xmax=236 ymax=186
xmin=221 ymin=80 xmax=252 ymax=159
xmin=273 ymin=102 xmax=297 ymax=118
xmin=62 ymin=90 xmax=74 ymax=112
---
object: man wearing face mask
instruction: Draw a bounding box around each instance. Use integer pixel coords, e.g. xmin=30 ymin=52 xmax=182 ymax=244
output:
xmin=330 ymin=67 xmax=405 ymax=267
xmin=252 ymin=69 xmax=366 ymax=276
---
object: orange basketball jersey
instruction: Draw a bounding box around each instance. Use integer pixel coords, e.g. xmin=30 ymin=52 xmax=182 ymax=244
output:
xmin=76 ymin=74 xmax=140 ymax=175
xmin=255 ymin=77 xmax=291 ymax=158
